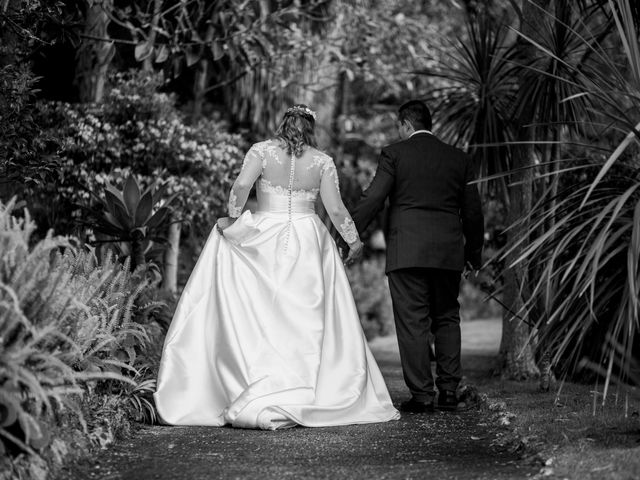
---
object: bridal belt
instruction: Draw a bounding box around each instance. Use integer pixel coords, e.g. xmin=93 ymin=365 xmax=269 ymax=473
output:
xmin=256 ymin=193 xmax=316 ymax=215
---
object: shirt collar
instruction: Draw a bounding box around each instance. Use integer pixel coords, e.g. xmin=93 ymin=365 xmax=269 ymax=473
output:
xmin=409 ymin=129 xmax=433 ymax=137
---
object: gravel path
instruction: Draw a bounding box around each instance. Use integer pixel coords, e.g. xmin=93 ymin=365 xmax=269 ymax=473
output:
xmin=59 ymin=320 xmax=536 ymax=480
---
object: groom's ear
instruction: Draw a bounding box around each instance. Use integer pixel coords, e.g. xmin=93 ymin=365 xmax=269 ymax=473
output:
xmin=398 ymin=119 xmax=414 ymax=138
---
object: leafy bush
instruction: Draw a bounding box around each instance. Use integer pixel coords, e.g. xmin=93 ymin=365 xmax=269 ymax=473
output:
xmin=29 ymin=71 xmax=244 ymax=240
xmin=0 ymin=198 xmax=165 ymax=478
xmin=0 ymin=64 xmax=63 ymax=203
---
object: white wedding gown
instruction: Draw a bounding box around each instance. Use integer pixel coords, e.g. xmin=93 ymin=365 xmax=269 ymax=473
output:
xmin=154 ymin=140 xmax=400 ymax=430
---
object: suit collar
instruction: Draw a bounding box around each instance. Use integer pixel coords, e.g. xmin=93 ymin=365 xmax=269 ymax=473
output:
xmin=409 ymin=130 xmax=433 ymax=138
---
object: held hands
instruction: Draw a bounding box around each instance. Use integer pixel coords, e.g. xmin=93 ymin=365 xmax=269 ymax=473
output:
xmin=343 ymin=239 xmax=364 ymax=267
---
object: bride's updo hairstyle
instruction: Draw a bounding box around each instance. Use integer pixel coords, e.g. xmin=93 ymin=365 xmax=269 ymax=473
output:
xmin=275 ymin=104 xmax=317 ymax=157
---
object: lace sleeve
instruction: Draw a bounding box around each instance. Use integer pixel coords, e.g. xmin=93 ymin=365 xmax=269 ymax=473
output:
xmin=228 ymin=145 xmax=263 ymax=218
xmin=319 ymin=157 xmax=360 ymax=245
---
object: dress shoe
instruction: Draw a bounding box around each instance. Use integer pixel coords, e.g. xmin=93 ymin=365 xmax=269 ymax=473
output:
xmin=399 ymin=397 xmax=435 ymax=413
xmin=436 ymin=390 xmax=473 ymax=412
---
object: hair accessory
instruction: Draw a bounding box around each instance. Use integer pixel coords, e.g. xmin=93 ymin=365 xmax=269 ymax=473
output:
xmin=286 ymin=105 xmax=317 ymax=120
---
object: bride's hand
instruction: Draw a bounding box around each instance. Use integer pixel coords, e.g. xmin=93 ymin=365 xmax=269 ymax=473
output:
xmin=344 ymin=239 xmax=364 ymax=266
xmin=216 ymin=217 xmax=236 ymax=236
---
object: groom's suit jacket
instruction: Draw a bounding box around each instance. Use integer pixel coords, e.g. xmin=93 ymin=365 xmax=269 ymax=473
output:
xmin=351 ymin=132 xmax=484 ymax=273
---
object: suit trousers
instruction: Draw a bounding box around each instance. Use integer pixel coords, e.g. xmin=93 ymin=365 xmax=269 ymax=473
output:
xmin=387 ymin=267 xmax=462 ymax=401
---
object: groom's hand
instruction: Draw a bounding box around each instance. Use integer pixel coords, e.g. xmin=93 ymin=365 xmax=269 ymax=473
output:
xmin=463 ymin=261 xmax=480 ymax=279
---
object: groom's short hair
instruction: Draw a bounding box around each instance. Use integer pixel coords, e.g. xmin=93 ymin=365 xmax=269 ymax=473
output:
xmin=398 ymin=100 xmax=432 ymax=131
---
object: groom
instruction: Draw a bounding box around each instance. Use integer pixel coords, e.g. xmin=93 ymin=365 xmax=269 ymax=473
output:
xmin=349 ymin=100 xmax=484 ymax=413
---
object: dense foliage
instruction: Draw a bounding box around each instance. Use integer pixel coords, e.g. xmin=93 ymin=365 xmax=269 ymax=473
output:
xmin=30 ymin=71 xmax=244 ymax=238
xmin=6 ymin=0 xmax=639 ymax=476
xmin=431 ymin=0 xmax=640 ymax=387
xmin=500 ymin=0 xmax=640 ymax=388
xmin=0 ymin=198 xmax=166 ymax=478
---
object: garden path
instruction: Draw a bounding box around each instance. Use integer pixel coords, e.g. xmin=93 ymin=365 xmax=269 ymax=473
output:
xmin=60 ymin=319 xmax=537 ymax=480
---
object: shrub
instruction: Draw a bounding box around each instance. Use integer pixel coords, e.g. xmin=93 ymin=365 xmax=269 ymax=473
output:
xmin=29 ymin=70 xmax=244 ymax=241
xmin=0 ymin=64 xmax=63 ymax=205
xmin=0 ymin=198 xmax=166 ymax=478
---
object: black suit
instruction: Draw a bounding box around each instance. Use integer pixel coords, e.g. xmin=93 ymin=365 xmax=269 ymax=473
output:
xmin=351 ymin=132 xmax=484 ymax=400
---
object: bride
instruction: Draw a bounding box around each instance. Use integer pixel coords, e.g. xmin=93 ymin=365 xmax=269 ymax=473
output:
xmin=154 ymin=104 xmax=400 ymax=430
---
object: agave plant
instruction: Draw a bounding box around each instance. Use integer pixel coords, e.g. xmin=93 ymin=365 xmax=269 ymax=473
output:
xmin=82 ymin=174 xmax=178 ymax=269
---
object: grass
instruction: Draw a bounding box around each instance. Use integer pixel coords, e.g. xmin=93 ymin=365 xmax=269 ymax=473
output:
xmin=480 ymin=377 xmax=640 ymax=479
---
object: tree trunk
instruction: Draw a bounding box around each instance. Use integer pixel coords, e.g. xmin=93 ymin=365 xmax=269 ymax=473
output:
xmin=497 ymin=0 xmax=551 ymax=380
xmin=162 ymin=214 xmax=181 ymax=293
xmin=192 ymin=59 xmax=210 ymax=120
xmin=499 ymin=259 xmax=539 ymax=379
xmin=76 ymin=0 xmax=114 ymax=103
xmin=131 ymin=238 xmax=146 ymax=271
xmin=298 ymin=6 xmax=344 ymax=150
xmin=192 ymin=16 xmax=215 ymax=120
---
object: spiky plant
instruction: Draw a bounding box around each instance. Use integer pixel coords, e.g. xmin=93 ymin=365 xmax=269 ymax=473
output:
xmin=80 ymin=174 xmax=178 ymax=269
xmin=415 ymin=10 xmax=521 ymax=202
xmin=120 ymin=365 xmax=158 ymax=424
xmin=498 ymin=0 xmax=640 ymax=397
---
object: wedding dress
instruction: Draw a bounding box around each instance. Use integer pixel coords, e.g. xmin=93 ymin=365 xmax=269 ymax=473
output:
xmin=153 ymin=140 xmax=400 ymax=430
